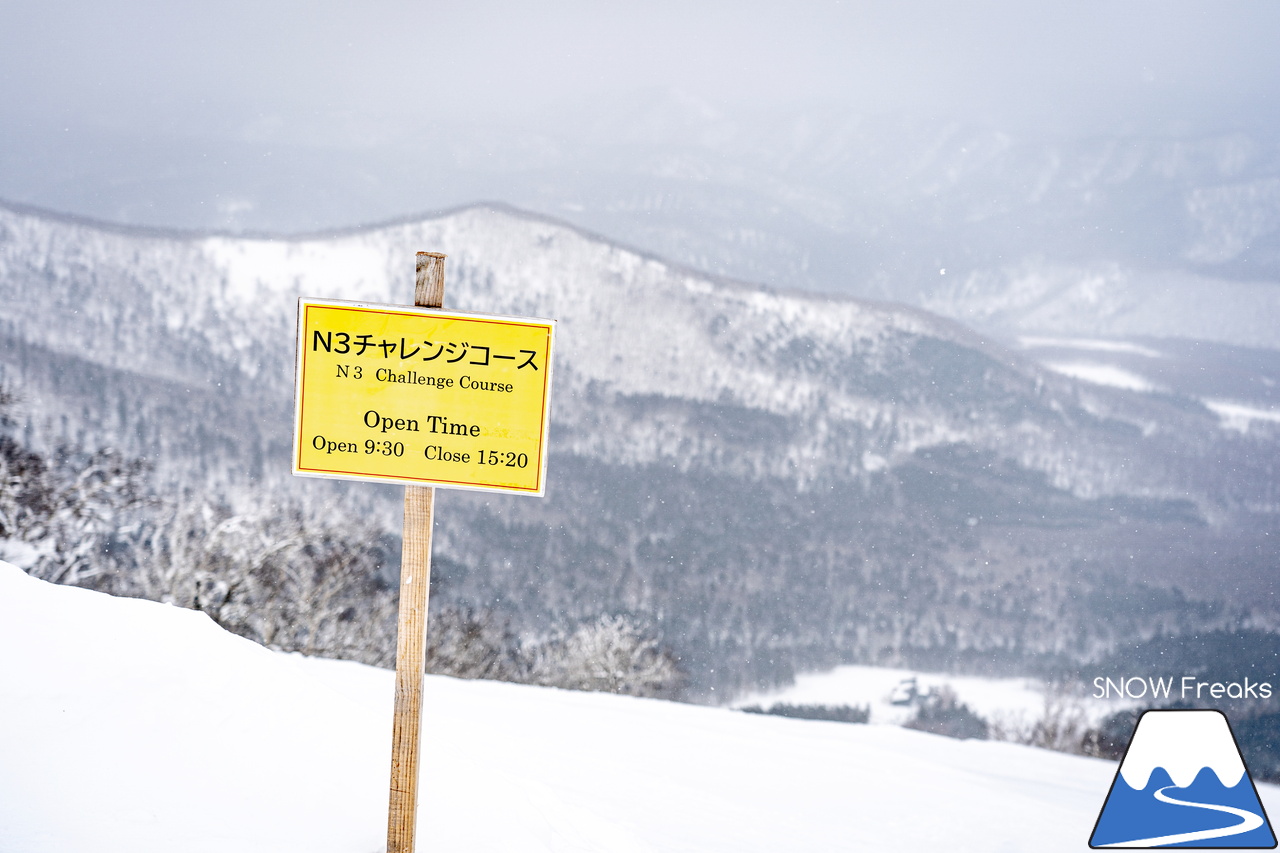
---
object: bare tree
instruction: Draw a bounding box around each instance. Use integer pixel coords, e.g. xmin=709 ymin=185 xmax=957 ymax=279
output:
xmin=0 ymin=434 xmax=152 ymax=587
xmin=988 ymin=683 xmax=1092 ymax=753
xmin=530 ymin=614 xmax=685 ymax=699
xmin=425 ymin=604 xmax=526 ymax=681
xmin=124 ymin=502 xmax=399 ymax=667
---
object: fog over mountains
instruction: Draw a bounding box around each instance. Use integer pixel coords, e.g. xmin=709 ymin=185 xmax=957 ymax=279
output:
xmin=1 ymin=199 xmax=1278 ymax=696
xmin=9 ymin=92 xmax=1280 ymax=351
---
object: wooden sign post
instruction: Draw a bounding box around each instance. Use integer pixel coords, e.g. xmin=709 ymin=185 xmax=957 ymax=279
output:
xmin=386 ymin=252 xmax=445 ymax=853
xmin=290 ymin=251 xmax=556 ymax=853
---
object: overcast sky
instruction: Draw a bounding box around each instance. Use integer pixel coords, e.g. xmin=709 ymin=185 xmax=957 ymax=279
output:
xmin=2 ymin=1 xmax=1278 ymax=233
xmin=4 ymin=1 xmax=1278 ymax=138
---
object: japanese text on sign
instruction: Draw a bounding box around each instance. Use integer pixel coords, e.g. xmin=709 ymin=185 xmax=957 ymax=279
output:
xmin=292 ymin=298 xmax=555 ymax=495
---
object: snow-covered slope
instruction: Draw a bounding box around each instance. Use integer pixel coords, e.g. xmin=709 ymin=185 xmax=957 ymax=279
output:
xmin=7 ymin=559 xmax=1267 ymax=853
xmin=0 ymin=561 xmax=385 ymax=853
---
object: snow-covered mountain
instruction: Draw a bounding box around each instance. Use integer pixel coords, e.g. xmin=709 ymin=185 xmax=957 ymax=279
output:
xmin=15 ymin=95 xmax=1280 ymax=352
xmin=0 ymin=199 xmax=1261 ymax=498
xmin=1 ymin=200 xmax=1278 ymax=694
xmin=925 ymin=264 xmax=1280 ymax=352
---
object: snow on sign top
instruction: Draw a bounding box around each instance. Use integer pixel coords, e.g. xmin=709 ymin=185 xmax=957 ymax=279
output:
xmin=292 ymin=298 xmax=555 ymax=495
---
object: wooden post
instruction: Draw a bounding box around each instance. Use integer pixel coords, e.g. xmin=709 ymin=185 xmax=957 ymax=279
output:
xmin=386 ymin=252 xmax=446 ymax=853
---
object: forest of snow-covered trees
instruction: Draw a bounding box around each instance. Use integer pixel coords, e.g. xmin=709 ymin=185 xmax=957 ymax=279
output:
xmin=3 ymin=200 xmax=1279 ymax=703
xmin=0 ymin=385 xmax=684 ymax=699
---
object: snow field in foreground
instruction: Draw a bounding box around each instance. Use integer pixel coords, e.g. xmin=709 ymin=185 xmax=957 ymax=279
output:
xmin=4 ymin=560 xmax=1276 ymax=853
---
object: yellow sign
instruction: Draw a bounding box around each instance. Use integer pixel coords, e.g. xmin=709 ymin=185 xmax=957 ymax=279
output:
xmin=292 ymin=298 xmax=555 ymax=495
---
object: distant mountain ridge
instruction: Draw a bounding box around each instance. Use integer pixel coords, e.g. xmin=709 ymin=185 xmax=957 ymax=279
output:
xmin=0 ymin=199 xmax=1241 ymax=495
xmin=10 ymin=97 xmax=1280 ymax=350
xmin=1 ymin=199 xmax=1277 ymax=695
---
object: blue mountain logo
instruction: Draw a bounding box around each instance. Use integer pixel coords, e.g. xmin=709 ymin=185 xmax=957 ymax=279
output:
xmin=1090 ymin=709 xmax=1276 ymax=848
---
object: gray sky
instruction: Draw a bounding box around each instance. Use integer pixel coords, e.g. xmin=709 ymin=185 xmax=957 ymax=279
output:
xmin=2 ymin=0 xmax=1279 ymax=239
xmin=4 ymin=0 xmax=1279 ymax=140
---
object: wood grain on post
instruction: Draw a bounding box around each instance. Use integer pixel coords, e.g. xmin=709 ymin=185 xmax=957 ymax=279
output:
xmin=415 ymin=252 xmax=446 ymax=309
xmin=386 ymin=252 xmax=446 ymax=853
